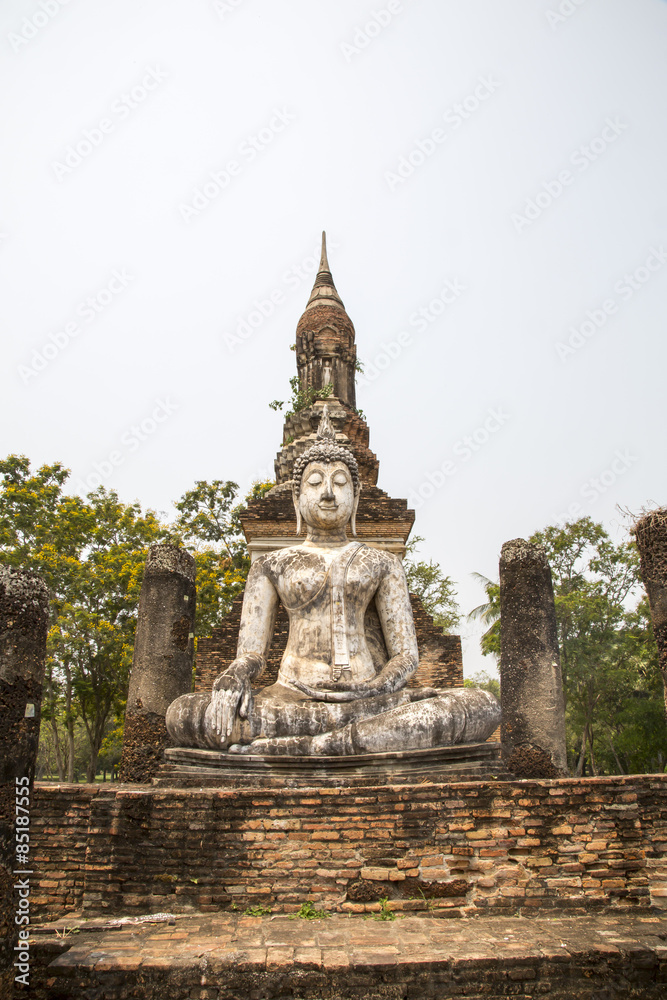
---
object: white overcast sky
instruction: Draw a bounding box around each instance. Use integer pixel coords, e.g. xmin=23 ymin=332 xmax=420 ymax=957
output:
xmin=2 ymin=0 xmax=666 ymax=676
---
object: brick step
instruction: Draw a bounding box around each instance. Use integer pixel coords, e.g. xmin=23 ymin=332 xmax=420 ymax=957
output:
xmin=28 ymin=911 xmax=667 ymax=1000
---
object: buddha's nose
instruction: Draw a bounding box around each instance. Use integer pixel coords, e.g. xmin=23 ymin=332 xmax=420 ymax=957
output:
xmin=321 ymin=483 xmax=335 ymax=501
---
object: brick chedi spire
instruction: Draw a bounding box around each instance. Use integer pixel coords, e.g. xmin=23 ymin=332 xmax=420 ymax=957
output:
xmin=274 ymin=233 xmax=379 ymax=488
xmin=297 ymin=232 xmax=357 ymax=408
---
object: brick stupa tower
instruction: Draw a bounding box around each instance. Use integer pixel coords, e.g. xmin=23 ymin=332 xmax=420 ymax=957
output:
xmin=195 ymin=234 xmax=463 ymax=693
xmin=272 ymin=232 xmax=379 ymax=493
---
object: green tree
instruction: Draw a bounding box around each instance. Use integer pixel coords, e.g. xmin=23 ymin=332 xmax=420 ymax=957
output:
xmin=0 ymin=456 xmax=167 ymax=780
xmin=464 ymin=670 xmax=500 ymax=699
xmin=98 ymin=717 xmax=124 ymax=780
xmin=468 ymin=573 xmax=501 ymax=658
xmin=173 ymin=479 xmax=274 ymax=637
xmin=469 ymin=518 xmax=665 ymax=775
xmin=404 ymin=536 xmax=460 ymax=632
xmin=530 ymin=518 xmax=645 ymax=775
xmin=53 ymin=488 xmax=166 ymax=780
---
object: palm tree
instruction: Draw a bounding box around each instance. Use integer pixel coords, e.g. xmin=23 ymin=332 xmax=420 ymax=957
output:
xmin=467 ymin=572 xmax=501 ymax=658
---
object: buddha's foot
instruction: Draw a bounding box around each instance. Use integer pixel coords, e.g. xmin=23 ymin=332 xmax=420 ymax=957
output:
xmin=229 ymin=735 xmax=316 ymax=755
xmin=407 ymin=687 xmax=440 ymax=700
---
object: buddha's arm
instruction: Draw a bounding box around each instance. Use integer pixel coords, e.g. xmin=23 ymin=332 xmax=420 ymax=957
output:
xmin=234 ymin=558 xmax=279 ymax=666
xmin=210 ymin=558 xmax=278 ymax=738
xmin=370 ymin=557 xmax=419 ymax=693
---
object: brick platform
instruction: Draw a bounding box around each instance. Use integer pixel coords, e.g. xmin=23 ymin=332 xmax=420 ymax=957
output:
xmin=29 ymin=774 xmax=667 ymax=925
xmin=29 ymin=911 xmax=667 ymax=999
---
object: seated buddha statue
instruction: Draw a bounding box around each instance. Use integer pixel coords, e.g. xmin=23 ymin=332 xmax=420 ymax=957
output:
xmin=166 ymin=409 xmax=500 ymax=755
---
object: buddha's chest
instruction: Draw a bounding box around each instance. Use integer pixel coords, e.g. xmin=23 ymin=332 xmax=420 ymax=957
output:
xmin=270 ymin=545 xmax=378 ymax=616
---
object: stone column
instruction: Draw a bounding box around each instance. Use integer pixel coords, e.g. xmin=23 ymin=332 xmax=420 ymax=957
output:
xmin=499 ymin=538 xmax=567 ymax=778
xmin=119 ymin=545 xmax=196 ymax=783
xmin=633 ymin=508 xmax=667 ymax=715
xmin=0 ymin=567 xmax=49 ymax=995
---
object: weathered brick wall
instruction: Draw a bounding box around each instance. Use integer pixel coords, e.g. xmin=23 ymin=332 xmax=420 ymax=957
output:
xmin=196 ymin=593 xmax=463 ymax=693
xmin=29 ymin=784 xmax=101 ymax=921
xmin=30 ymin=774 xmax=667 ymax=923
xmin=195 ymin=594 xmax=245 ymax=693
xmin=407 ymin=597 xmax=463 ymax=689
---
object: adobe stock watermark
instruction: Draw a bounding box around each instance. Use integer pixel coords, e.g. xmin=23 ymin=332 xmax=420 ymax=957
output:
xmin=385 ymin=75 xmax=501 ymax=192
xmin=512 ymin=117 xmax=627 ymax=233
xmin=340 ymin=1 xmax=404 ymax=63
xmin=357 ymin=278 xmax=467 ymax=387
xmin=407 ymin=407 xmax=510 ymax=511
xmin=73 ymin=397 xmax=180 ymax=494
xmin=545 ymin=0 xmax=589 ymax=30
xmin=213 ymin=0 xmax=247 ymax=18
xmin=8 ymin=0 xmax=74 ymax=54
xmin=51 ymin=67 xmax=167 ymax=180
xmin=555 ymin=245 xmax=667 ymax=361
xmin=18 ymin=269 xmax=134 ymax=384
xmin=552 ymin=448 xmax=639 ymax=526
xmin=223 ymin=238 xmax=340 ymax=352
xmin=14 ymin=775 xmax=32 ymax=987
xmin=179 ymin=108 xmax=296 ymax=223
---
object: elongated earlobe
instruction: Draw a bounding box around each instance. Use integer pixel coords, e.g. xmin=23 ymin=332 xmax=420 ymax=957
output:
xmin=292 ymin=486 xmax=302 ymax=535
xmin=350 ymin=490 xmax=360 ymax=537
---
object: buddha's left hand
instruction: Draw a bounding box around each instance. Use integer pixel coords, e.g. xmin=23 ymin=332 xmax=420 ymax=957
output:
xmin=291 ymin=673 xmax=399 ymax=702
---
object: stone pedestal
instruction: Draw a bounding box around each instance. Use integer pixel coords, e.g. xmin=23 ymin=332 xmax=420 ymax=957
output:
xmin=119 ymin=545 xmax=196 ymax=783
xmin=0 ymin=567 xmax=49 ymax=994
xmin=157 ymin=741 xmax=506 ymax=787
xmin=634 ymin=508 xmax=667 ymax=713
xmin=499 ymin=538 xmax=567 ymax=778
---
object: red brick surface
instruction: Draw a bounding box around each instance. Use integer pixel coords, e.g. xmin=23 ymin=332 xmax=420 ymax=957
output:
xmin=29 ymin=774 xmax=667 ymax=924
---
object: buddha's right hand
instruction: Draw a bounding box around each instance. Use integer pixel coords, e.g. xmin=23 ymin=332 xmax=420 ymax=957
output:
xmin=210 ymin=656 xmax=260 ymax=739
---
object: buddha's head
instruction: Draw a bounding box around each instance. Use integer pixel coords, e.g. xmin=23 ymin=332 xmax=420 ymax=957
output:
xmin=292 ymin=408 xmax=360 ymax=536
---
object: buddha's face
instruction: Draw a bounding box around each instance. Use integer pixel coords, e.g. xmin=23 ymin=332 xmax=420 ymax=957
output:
xmin=296 ymin=460 xmax=356 ymax=532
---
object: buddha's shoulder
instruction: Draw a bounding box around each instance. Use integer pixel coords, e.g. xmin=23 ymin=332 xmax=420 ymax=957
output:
xmin=256 ymin=545 xmax=322 ymax=575
xmin=355 ymin=545 xmax=404 ymax=575
xmin=255 ymin=543 xmax=404 ymax=575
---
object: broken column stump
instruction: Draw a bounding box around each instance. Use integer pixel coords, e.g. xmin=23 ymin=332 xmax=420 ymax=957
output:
xmin=0 ymin=567 xmax=49 ymax=995
xmin=119 ymin=544 xmax=196 ymax=783
xmin=633 ymin=507 xmax=667 ymax=714
xmin=499 ymin=538 xmax=567 ymax=778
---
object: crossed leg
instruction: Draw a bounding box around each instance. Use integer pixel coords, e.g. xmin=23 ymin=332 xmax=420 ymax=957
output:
xmin=167 ymin=685 xmax=500 ymax=755
xmin=230 ymin=688 xmax=500 ymax=756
